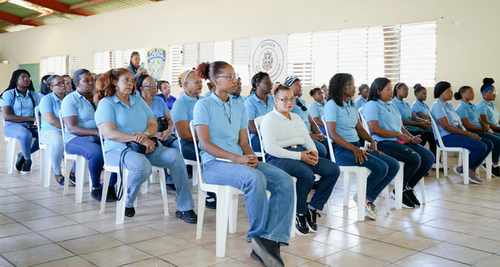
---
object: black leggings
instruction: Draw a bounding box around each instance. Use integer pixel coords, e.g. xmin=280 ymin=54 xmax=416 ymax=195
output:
xmin=409 ymin=130 xmax=437 ymax=156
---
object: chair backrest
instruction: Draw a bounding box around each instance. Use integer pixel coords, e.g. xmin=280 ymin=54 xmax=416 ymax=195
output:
xmin=358 ymin=111 xmax=371 ymax=149
xmin=59 ymin=114 xmax=67 ymax=145
xmin=253 ymin=116 xmax=266 ymax=163
xmin=34 ymin=106 xmax=41 ymax=134
xmin=189 ymin=121 xmax=204 ymax=185
xmin=174 ymin=129 xmax=185 ymax=157
xmin=321 ymin=118 xmax=337 ymax=163
xmin=98 ymin=130 xmax=109 ymax=165
xmin=429 ymin=114 xmax=446 ymax=148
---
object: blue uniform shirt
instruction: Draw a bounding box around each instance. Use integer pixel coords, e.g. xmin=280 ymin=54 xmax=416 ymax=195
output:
xmin=150 ymin=95 xmax=169 ymax=119
xmin=412 ymin=100 xmax=430 ymax=116
xmin=431 ymin=99 xmax=463 ymax=137
xmin=0 ymin=89 xmax=41 ymax=125
xmin=157 ymin=94 xmax=176 ymax=110
xmin=362 ymin=100 xmax=402 ymax=141
xmin=291 ymin=98 xmax=311 ymax=131
xmin=324 ymin=100 xmax=359 ymax=143
xmin=393 ymin=97 xmax=421 ymax=131
xmin=95 ymin=94 xmax=155 ymax=152
xmin=476 ymin=99 xmax=499 ymax=126
xmin=455 ymin=100 xmax=481 ymax=128
xmin=308 ymin=101 xmax=324 ymax=119
xmin=60 ymin=91 xmax=97 ymax=144
xmin=171 ymin=92 xmax=201 ymax=123
xmin=38 ymin=92 xmax=63 ymax=132
xmin=193 ymin=93 xmax=248 ymax=163
xmin=354 ymin=97 xmax=368 ymax=110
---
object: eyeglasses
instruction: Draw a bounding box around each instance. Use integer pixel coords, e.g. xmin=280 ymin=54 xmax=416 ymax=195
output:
xmin=142 ymin=85 xmax=156 ymax=89
xmin=216 ymin=74 xmax=239 ymax=81
xmin=277 ymin=97 xmax=296 ymax=103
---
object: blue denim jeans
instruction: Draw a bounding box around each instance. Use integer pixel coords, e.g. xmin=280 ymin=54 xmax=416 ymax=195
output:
xmin=40 ymin=130 xmax=64 ymax=176
xmin=442 ymin=134 xmax=491 ymax=170
xmin=479 ymin=133 xmax=500 ymax=164
xmin=107 ymin=143 xmax=194 ymax=209
xmin=267 ymin=146 xmax=339 ymax=214
xmin=179 ymin=139 xmax=196 ymax=161
xmin=377 ymin=141 xmax=434 ymax=188
xmin=250 ymin=134 xmax=261 ymax=153
xmin=65 ymin=136 xmax=116 ymax=189
xmin=4 ymin=123 xmax=39 ymax=160
xmin=334 ymin=142 xmax=399 ymax=202
xmin=314 ymin=139 xmax=329 ymax=159
xmin=202 ymin=160 xmax=294 ymax=244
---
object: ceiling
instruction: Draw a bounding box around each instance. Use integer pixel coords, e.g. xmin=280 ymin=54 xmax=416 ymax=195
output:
xmin=0 ymin=0 xmax=161 ymax=33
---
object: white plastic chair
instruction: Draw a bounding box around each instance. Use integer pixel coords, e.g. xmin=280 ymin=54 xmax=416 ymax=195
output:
xmin=321 ymin=118 xmax=369 ymax=221
xmin=430 ymin=116 xmax=492 ymax=184
xmin=247 ymin=123 xmax=264 ymax=160
xmin=358 ymin=112 xmax=409 ymax=208
xmin=2 ymin=115 xmax=20 ymax=174
xmin=59 ymin=114 xmax=92 ymax=202
xmin=35 ymin=107 xmax=52 ymax=187
xmin=175 ymin=129 xmax=199 ymax=187
xmin=98 ymin=131 xmax=169 ymax=224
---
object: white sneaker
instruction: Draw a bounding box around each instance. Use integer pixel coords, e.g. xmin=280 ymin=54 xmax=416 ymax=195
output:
xmin=365 ymin=203 xmax=377 ymax=221
xmin=468 ymin=176 xmax=482 ymax=184
xmin=453 ymin=166 xmax=463 ymax=176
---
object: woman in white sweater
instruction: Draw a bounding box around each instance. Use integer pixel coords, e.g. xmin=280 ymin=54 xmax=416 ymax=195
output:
xmin=261 ymin=85 xmax=340 ymax=235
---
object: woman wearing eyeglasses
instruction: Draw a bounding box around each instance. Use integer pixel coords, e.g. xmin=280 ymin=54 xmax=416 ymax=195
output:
xmin=261 ymin=84 xmax=339 ymax=235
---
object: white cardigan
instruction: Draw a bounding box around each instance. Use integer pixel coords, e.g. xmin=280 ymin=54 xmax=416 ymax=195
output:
xmin=260 ymin=109 xmax=317 ymax=160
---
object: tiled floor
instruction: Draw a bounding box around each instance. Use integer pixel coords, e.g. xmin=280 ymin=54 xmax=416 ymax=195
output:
xmin=1 ymin=142 xmax=500 ymax=266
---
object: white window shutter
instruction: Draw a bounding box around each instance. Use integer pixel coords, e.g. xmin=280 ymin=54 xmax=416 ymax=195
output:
xmin=338 ymin=28 xmax=368 ymax=84
xmin=400 ymin=22 xmax=436 ymax=86
xmin=312 ymin=31 xmax=338 ymax=86
xmin=168 ymin=45 xmax=183 ymax=85
xmin=367 ymin=26 xmax=385 ymax=84
xmin=93 ymin=51 xmax=112 ymax=74
xmin=214 ymin=40 xmax=232 ymax=63
xmin=199 ymin=42 xmax=214 ymax=63
xmin=383 ymin=25 xmax=401 ymax=83
xmin=183 ymin=43 xmax=199 ymax=69
xmin=287 ymin=32 xmax=313 ymax=87
xmin=233 ymin=38 xmax=250 ymax=85
xmin=40 ymin=55 xmax=68 ymax=77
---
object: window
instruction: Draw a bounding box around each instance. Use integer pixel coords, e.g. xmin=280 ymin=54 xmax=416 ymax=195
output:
xmin=111 ymin=48 xmax=147 ymax=69
xmin=93 ymin=51 xmax=112 ymax=74
xmin=183 ymin=43 xmax=198 ymax=70
xmin=287 ymin=33 xmax=313 ymax=87
xmin=232 ymin=38 xmax=250 ymax=86
xmin=168 ymin=45 xmax=183 ymax=85
xmin=40 ymin=56 xmax=68 ymax=76
xmin=214 ymin=40 xmax=232 ymax=63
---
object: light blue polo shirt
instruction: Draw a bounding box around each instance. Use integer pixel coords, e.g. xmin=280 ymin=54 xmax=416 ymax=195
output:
xmin=95 ymin=94 xmax=155 ymax=152
xmin=308 ymin=101 xmax=324 ymax=119
xmin=354 ymin=97 xmax=368 ymax=110
xmin=392 ymin=97 xmax=420 ymax=131
xmin=171 ymin=92 xmax=201 ymax=123
xmin=193 ymin=93 xmax=248 ymax=163
xmin=476 ymin=99 xmax=499 ymax=126
xmin=244 ymin=94 xmax=274 ymax=121
xmin=60 ymin=91 xmax=97 ymax=144
xmin=431 ymin=99 xmax=462 ymax=137
xmin=412 ymin=100 xmax=430 ymax=115
xmin=324 ymin=100 xmax=359 ymax=143
xmin=38 ymin=92 xmax=63 ymax=132
xmin=456 ymin=101 xmax=481 ymax=128
xmin=292 ymin=98 xmax=310 ymax=131
xmin=0 ymin=89 xmax=41 ymax=125
xmin=362 ymin=100 xmax=402 ymax=141
xmin=150 ymin=95 xmax=168 ymax=118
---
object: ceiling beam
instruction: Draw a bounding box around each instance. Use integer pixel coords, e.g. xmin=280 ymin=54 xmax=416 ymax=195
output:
xmin=70 ymin=0 xmax=110 ymax=10
xmin=0 ymin=10 xmax=41 ymax=26
xmin=25 ymin=0 xmax=94 ymax=16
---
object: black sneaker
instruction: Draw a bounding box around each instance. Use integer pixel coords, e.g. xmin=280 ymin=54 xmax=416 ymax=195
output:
xmin=20 ymin=159 xmax=32 ymax=174
xmin=406 ymin=189 xmax=421 ymax=207
xmin=125 ymin=207 xmax=135 ymax=217
xmin=69 ymin=172 xmax=76 ymax=186
xmin=492 ymin=166 xmax=500 ymax=177
xmin=106 ymin=186 xmax=118 ymax=202
xmin=250 ymin=250 xmax=264 ymax=264
xmin=166 ymin=183 xmax=176 ymax=191
xmin=251 ymin=237 xmax=284 ymax=267
xmin=205 ymin=193 xmax=216 ymax=209
xmin=175 ymin=210 xmax=197 ymax=224
xmin=306 ymin=208 xmax=320 ymax=232
xmin=54 ymin=175 xmax=65 ymax=186
xmin=15 ymin=153 xmax=25 ymax=172
xmin=296 ymin=214 xmax=309 ymax=235
xmin=90 ymin=188 xmax=103 ymax=201
xmin=402 ymin=190 xmax=416 ymax=209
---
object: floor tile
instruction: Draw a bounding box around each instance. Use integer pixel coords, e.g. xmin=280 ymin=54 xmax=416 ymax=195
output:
xmin=159 ymin=246 xmax=230 ymax=266
xmin=81 ymin=245 xmax=151 ymax=267
xmin=39 ymin=224 xmax=98 ymax=242
xmin=395 ymin=252 xmax=470 ymax=267
xmin=0 ymin=223 xmax=31 ymax=238
xmin=317 ymin=250 xmax=389 ymax=267
xmin=422 ymin=242 xmax=492 ymax=265
xmin=2 ymin=244 xmax=73 ymax=267
xmin=348 ymin=239 xmax=417 ymax=262
xmin=0 ymin=232 xmax=51 ymax=253
xmin=131 ymin=235 xmax=195 ymax=256
xmin=59 ymin=234 xmax=123 ymax=255
xmin=33 ymin=256 xmax=95 ymax=267
xmin=21 ymin=215 xmax=77 ymax=231
xmin=106 ymin=226 xmax=166 ymax=244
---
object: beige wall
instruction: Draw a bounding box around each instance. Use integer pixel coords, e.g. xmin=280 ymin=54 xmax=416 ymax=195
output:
xmin=0 ymin=0 xmax=498 ymax=104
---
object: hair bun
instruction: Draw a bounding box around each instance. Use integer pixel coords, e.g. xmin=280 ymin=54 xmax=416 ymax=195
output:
xmin=453 ymin=91 xmax=462 ymax=100
xmin=196 ymin=62 xmax=210 ymax=80
xmin=483 ymin=78 xmax=495 ymax=86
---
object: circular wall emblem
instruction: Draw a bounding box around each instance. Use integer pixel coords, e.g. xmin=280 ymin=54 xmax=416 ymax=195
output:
xmin=252 ymin=39 xmax=285 ymax=82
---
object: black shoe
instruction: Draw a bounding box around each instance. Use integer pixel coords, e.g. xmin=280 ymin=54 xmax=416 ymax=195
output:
xmin=295 ymin=214 xmax=309 ymax=235
xmin=106 ymin=186 xmax=118 ymax=202
xmin=20 ymin=159 xmax=32 ymax=174
xmin=175 ymin=210 xmax=197 ymax=224
xmin=250 ymin=250 xmax=264 ymax=265
xmin=166 ymin=183 xmax=176 ymax=191
xmin=205 ymin=196 xmax=216 ymax=209
xmin=54 ymin=175 xmax=65 ymax=186
xmin=251 ymin=237 xmax=284 ymax=267
xmin=15 ymin=153 xmax=25 ymax=172
xmin=406 ymin=189 xmax=421 ymax=207
xmin=69 ymin=172 xmax=76 ymax=186
xmin=306 ymin=208 xmax=320 ymax=232
xmin=402 ymin=190 xmax=416 ymax=208
xmin=125 ymin=207 xmax=135 ymax=217
xmin=90 ymin=188 xmax=103 ymax=201
xmin=312 ymin=180 xmax=320 ymax=190
xmin=493 ymin=166 xmax=500 ymax=177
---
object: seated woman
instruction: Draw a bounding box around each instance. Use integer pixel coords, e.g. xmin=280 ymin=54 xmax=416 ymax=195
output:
xmin=95 ymin=68 xmax=196 ymax=222
xmin=363 ymin=78 xmax=434 ymax=208
xmin=244 ymin=72 xmax=274 ymax=152
xmin=39 ymin=75 xmax=73 ymax=185
xmin=477 ymin=78 xmax=500 ymax=134
xmin=0 ymin=69 xmax=41 ymax=173
xmin=261 ymin=84 xmax=339 ymax=234
xmin=61 ymin=69 xmax=116 ymax=201
xmin=393 ymin=82 xmax=436 ymax=156
xmin=454 ymin=85 xmax=500 ymax=176
xmin=193 ymin=61 xmax=293 ymax=266
xmin=325 ymin=73 xmax=398 ymax=220
xmin=431 ymin=81 xmax=491 ymax=184
xmin=308 ymin=87 xmax=326 ymax=134
xmin=354 ymin=84 xmax=369 ymax=110
xmin=411 ymin=84 xmax=432 ymax=122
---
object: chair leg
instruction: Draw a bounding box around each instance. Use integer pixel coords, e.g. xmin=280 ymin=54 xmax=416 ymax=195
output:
xmin=342 ymin=172 xmax=350 ymax=208
xmin=228 ymin=195 xmax=239 ymax=234
xmin=100 ymin=170 xmax=111 ymax=214
xmin=356 ymin=173 xmax=367 ymax=221
xmin=192 ymin=165 xmax=199 ymax=186
xmin=485 ymin=152 xmax=493 ymax=181
xmin=6 ymin=140 xmax=16 ymax=175
xmin=435 ymin=149 xmax=441 ymax=179
xmin=215 ymin=190 xmax=230 ymax=258
xmin=116 ymin=169 xmax=128 ymax=224
xmin=196 ymin=189 xmax=207 ymax=240
xmin=443 ymin=151 xmax=449 ymax=177
xmin=63 ymin=158 xmax=71 ymax=195
xmin=419 ymin=178 xmax=426 ymax=205
xmin=290 ymin=178 xmax=297 ymax=239
xmin=40 ymin=148 xmax=47 ymax=187
xmin=75 ymin=157 xmax=86 ymax=203
xmin=158 ymin=169 xmax=169 ymax=216
xmin=394 ymin=162 xmax=404 ymax=209
xmin=463 ymin=150 xmax=470 ymax=185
